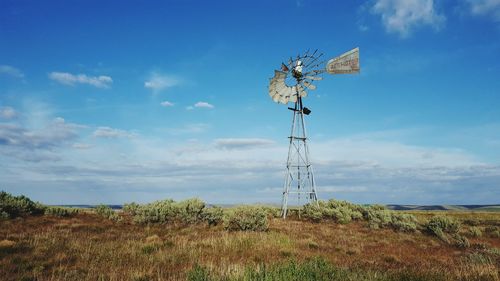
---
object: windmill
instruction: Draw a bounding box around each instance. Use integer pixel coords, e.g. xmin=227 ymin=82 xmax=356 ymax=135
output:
xmin=268 ymin=48 xmax=360 ymax=218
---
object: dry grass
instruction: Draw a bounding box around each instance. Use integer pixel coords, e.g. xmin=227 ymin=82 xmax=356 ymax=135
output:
xmin=0 ymin=211 xmax=499 ymax=281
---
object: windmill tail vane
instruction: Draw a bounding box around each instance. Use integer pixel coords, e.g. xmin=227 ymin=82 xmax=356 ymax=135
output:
xmin=267 ymin=47 xmax=360 ymax=218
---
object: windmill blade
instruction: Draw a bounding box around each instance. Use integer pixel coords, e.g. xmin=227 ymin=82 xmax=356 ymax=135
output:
xmin=289 ymin=94 xmax=297 ymax=103
xmin=301 ymin=49 xmax=317 ymax=66
xmin=287 ymin=57 xmax=294 ymax=69
xmin=279 ymin=94 xmax=289 ymax=104
xmin=272 ymin=93 xmax=280 ymax=102
xmin=304 ymin=52 xmax=323 ymax=68
xmin=305 ymin=75 xmax=323 ymax=81
xmin=303 ymin=69 xmax=326 ymax=76
xmin=303 ymin=80 xmax=316 ymax=90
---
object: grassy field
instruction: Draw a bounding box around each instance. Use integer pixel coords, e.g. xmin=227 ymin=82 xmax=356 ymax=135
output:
xmin=1 ymin=206 xmax=499 ymax=281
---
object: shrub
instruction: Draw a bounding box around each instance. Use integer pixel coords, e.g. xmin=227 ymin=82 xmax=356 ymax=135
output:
xmin=302 ymin=203 xmax=323 ymax=222
xmin=363 ymin=208 xmax=393 ymax=229
xmin=452 ymin=234 xmax=470 ymax=248
xmin=133 ymin=199 xmax=176 ymax=224
xmin=122 ymin=202 xmax=140 ymax=215
xmin=427 ymin=215 xmax=460 ymax=235
xmin=176 ymin=198 xmax=206 ymax=224
xmin=260 ymin=206 xmax=281 ymax=218
xmin=302 ymin=199 xmax=364 ymax=224
xmin=44 ymin=206 xmax=79 ymax=217
xmin=94 ymin=204 xmax=122 ymax=222
xmin=468 ymin=226 xmax=482 ymax=238
xmin=202 ymin=206 xmax=224 ymax=226
xmin=224 ymin=206 xmax=268 ymax=231
xmin=133 ymin=198 xmax=208 ymax=225
xmin=0 ymin=191 xmax=44 ymax=218
xmin=390 ymin=213 xmax=418 ymax=232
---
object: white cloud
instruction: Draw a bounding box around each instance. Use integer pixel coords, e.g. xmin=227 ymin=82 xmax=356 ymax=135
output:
xmin=194 ymin=101 xmax=214 ymax=109
xmin=215 ymin=138 xmax=275 ymax=150
xmin=0 ymin=117 xmax=84 ymax=151
xmin=93 ymin=127 xmax=136 ymax=138
xmin=0 ymin=65 xmax=24 ymax=78
xmin=186 ymin=106 xmax=194 ymax=110
xmin=144 ymin=72 xmax=180 ymax=92
xmin=168 ymin=123 xmax=210 ymax=134
xmin=48 ymin=72 xmax=113 ymax=88
xmin=466 ymin=0 xmax=500 ymax=21
xmin=160 ymin=101 xmax=174 ymax=107
xmin=72 ymin=143 xmax=92 ymax=149
xmin=372 ymin=0 xmax=445 ymax=37
xmin=0 ymin=107 xmax=17 ymax=119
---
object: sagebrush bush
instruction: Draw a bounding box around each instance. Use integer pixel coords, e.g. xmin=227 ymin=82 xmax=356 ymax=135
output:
xmin=468 ymin=226 xmax=482 ymax=238
xmin=95 ymin=204 xmax=122 ymax=222
xmin=303 ymin=199 xmax=417 ymax=232
xmin=176 ymin=198 xmax=206 ymax=224
xmin=0 ymin=191 xmax=44 ymax=218
xmin=133 ymin=198 xmax=207 ymax=224
xmin=303 ymin=199 xmax=364 ymax=224
xmin=44 ymin=206 xmax=79 ymax=217
xmin=224 ymin=206 xmax=268 ymax=231
xmin=133 ymin=199 xmax=176 ymax=224
xmin=122 ymin=202 xmax=140 ymax=215
xmin=202 ymin=206 xmax=224 ymax=226
xmin=426 ymin=215 xmax=463 ymax=244
xmin=389 ymin=213 xmax=418 ymax=232
xmin=427 ymin=216 xmax=461 ymax=235
xmin=452 ymin=234 xmax=470 ymax=248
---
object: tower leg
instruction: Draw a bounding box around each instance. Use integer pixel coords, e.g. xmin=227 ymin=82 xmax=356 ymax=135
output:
xmin=281 ymin=98 xmax=317 ymax=218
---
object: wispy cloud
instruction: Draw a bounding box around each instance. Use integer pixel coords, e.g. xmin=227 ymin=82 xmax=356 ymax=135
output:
xmin=0 ymin=65 xmax=24 ymax=78
xmin=214 ymin=138 xmax=275 ymax=150
xmin=144 ymin=72 xmax=181 ymax=92
xmin=48 ymin=72 xmax=113 ymax=88
xmin=0 ymin=107 xmax=17 ymax=119
xmin=160 ymin=101 xmax=174 ymax=107
xmin=168 ymin=123 xmax=210 ymax=134
xmin=371 ymin=0 xmax=445 ymax=38
xmin=0 ymin=117 xmax=84 ymax=153
xmin=194 ymin=101 xmax=214 ymax=109
xmin=72 ymin=143 xmax=92 ymax=149
xmin=466 ymin=0 xmax=500 ymax=22
xmin=93 ymin=127 xmax=136 ymax=138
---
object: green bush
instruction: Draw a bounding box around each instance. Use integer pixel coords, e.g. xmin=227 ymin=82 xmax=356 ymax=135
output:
xmin=133 ymin=198 xmax=208 ymax=225
xmin=468 ymin=226 xmax=482 ymax=238
xmin=390 ymin=213 xmax=418 ymax=232
xmin=94 ymin=204 xmax=122 ymax=222
xmin=363 ymin=208 xmax=393 ymax=229
xmin=202 ymin=206 xmax=224 ymax=226
xmin=0 ymin=191 xmax=44 ymax=218
xmin=426 ymin=216 xmax=463 ymax=244
xmin=176 ymin=198 xmax=206 ymax=224
xmin=452 ymin=234 xmax=470 ymax=248
xmin=302 ymin=200 xmax=417 ymax=232
xmin=122 ymin=202 xmax=140 ymax=215
xmin=302 ymin=199 xmax=364 ymax=224
xmin=427 ymin=216 xmax=461 ymax=235
xmin=302 ymin=203 xmax=323 ymax=222
xmin=44 ymin=206 xmax=79 ymax=217
xmin=224 ymin=206 xmax=268 ymax=231
xmin=133 ymin=199 xmax=176 ymax=224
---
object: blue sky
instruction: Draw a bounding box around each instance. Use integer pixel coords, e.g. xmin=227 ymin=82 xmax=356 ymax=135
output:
xmin=1 ymin=0 xmax=499 ymax=205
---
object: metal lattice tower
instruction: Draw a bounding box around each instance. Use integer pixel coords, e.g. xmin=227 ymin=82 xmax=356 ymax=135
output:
xmin=281 ymin=95 xmax=317 ymax=218
xmin=267 ymin=48 xmax=360 ymax=218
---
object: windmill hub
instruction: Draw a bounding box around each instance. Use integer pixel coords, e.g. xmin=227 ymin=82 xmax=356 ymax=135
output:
xmin=267 ymin=48 xmax=360 ymax=218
